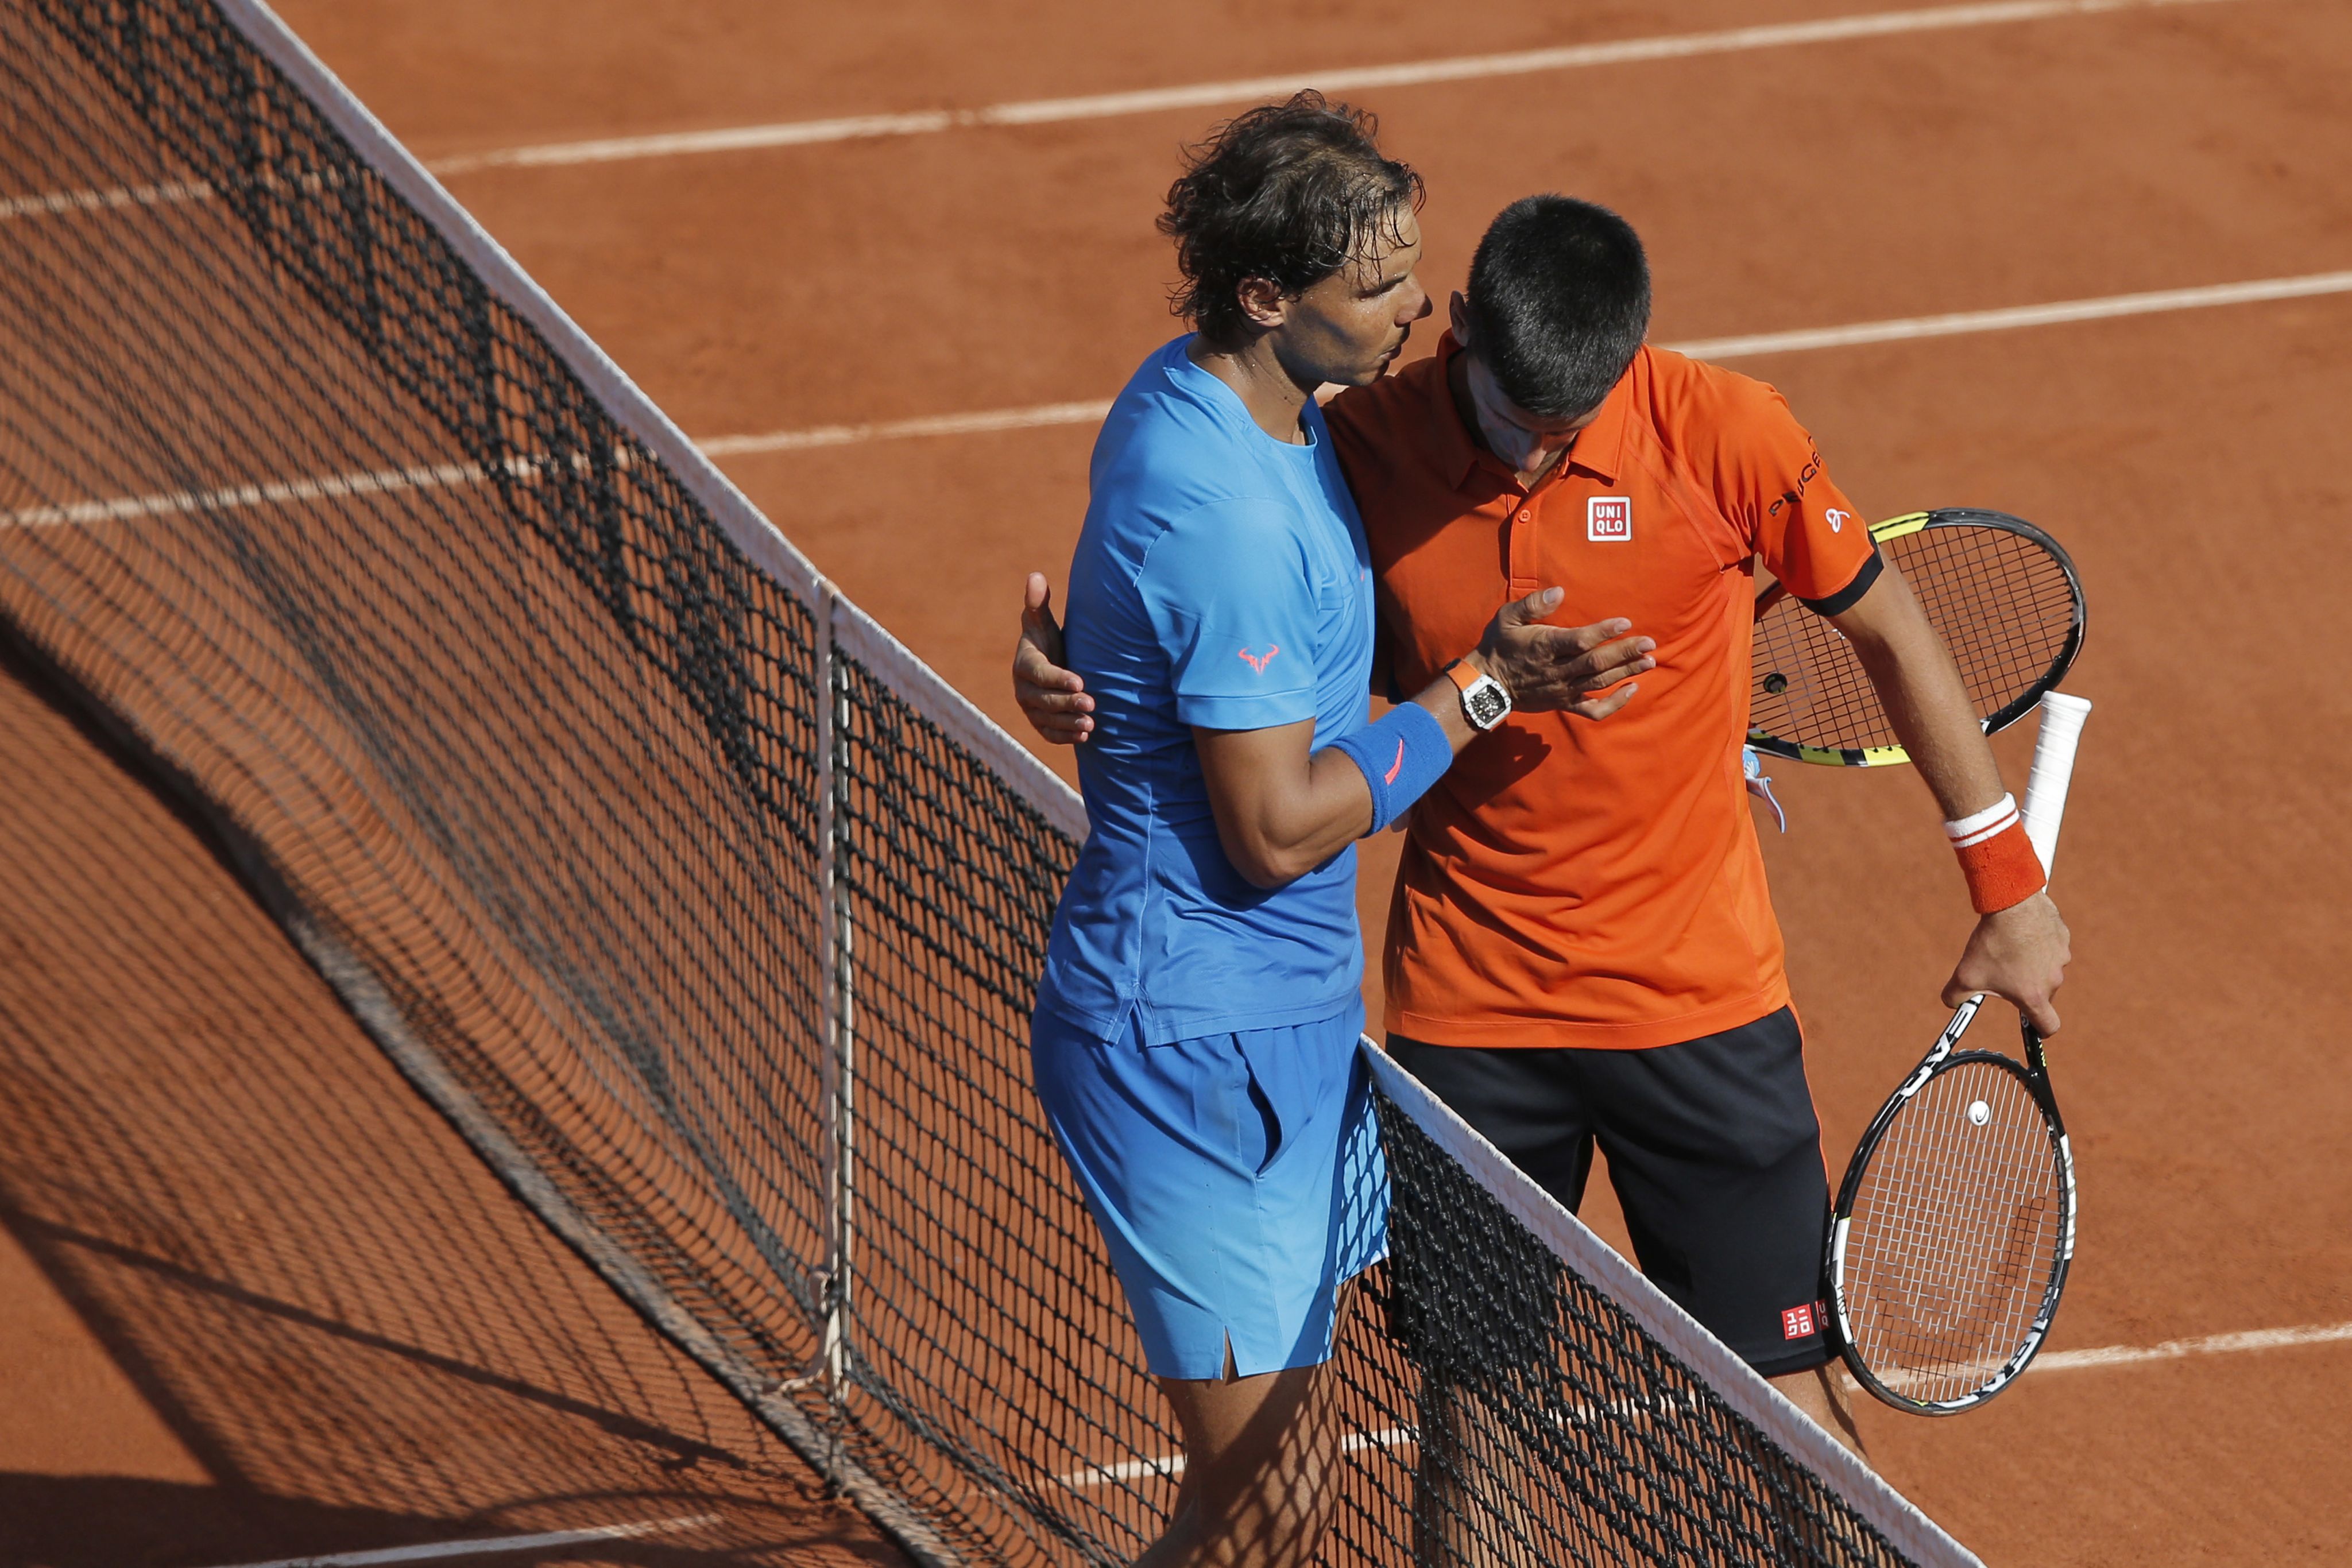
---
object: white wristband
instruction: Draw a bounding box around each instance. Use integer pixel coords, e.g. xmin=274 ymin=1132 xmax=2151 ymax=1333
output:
xmin=1944 ymin=792 xmax=2020 ymax=849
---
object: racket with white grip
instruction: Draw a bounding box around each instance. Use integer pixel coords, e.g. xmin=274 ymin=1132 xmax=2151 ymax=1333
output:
xmin=1827 ymin=691 xmax=2091 ymax=1414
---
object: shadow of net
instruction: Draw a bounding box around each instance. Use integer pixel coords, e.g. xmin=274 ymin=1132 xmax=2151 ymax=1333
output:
xmin=0 ymin=645 xmax=904 ymax=1568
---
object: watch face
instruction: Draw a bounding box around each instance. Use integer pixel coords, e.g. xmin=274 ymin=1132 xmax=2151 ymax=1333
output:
xmin=1465 ymin=682 xmax=1511 ymax=729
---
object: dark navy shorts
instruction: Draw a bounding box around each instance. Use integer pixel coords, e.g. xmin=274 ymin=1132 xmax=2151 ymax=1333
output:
xmin=1387 ymin=1006 xmax=1832 ymax=1377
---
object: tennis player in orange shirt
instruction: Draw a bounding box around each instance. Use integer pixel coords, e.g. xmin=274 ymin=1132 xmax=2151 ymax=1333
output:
xmin=1016 ymin=193 xmax=2068 ymax=1451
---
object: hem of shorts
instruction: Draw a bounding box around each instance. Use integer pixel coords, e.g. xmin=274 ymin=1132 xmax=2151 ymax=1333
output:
xmin=1744 ymin=1342 xmax=1835 ymax=1379
xmin=1038 ymin=985 xmax=1365 ymax=1046
xmin=1160 ymin=1337 xmax=1334 ymax=1382
xmin=1383 ymin=981 xmax=1789 ymax=1051
xmin=1169 ymin=1248 xmax=1390 ymax=1382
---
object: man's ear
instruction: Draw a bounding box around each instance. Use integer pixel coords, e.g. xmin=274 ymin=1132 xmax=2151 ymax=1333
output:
xmin=1448 ymin=290 xmax=1472 ymax=344
xmin=1235 ymin=276 xmax=1287 ymax=331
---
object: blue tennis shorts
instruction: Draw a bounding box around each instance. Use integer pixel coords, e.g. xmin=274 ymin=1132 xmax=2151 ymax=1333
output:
xmin=1030 ymin=1002 xmax=1388 ymax=1381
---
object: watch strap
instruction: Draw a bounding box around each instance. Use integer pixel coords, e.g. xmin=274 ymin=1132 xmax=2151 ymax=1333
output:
xmin=1443 ymin=657 xmax=1511 ymax=730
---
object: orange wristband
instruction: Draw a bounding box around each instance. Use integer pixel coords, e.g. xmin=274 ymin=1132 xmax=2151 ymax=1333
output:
xmin=1947 ymin=796 xmax=2047 ymax=915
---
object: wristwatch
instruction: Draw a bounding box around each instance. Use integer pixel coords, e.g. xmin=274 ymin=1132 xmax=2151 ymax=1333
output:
xmin=1444 ymin=657 xmax=1513 ymax=731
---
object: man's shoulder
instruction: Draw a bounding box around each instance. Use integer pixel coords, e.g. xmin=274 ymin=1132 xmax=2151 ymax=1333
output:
xmin=1324 ymin=351 xmax=1443 ymax=448
xmin=1096 ymin=388 xmax=1280 ymax=517
xmin=1081 ymin=487 xmax=1310 ymax=595
xmin=1100 ymin=365 xmax=1229 ymax=469
xmin=1636 ymin=346 xmax=1801 ymax=453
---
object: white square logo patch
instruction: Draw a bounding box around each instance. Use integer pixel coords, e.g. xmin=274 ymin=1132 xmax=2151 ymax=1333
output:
xmin=1587 ymin=495 xmax=1632 ymax=542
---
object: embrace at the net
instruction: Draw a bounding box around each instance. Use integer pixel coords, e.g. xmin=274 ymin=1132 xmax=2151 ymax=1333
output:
xmin=0 ymin=4 xmax=2064 ymax=1563
xmin=1012 ymin=93 xmax=2072 ymax=1568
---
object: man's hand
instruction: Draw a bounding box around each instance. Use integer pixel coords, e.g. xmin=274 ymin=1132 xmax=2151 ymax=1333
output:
xmin=1014 ymin=572 xmax=1095 ymax=745
xmin=1943 ymin=890 xmax=2072 ymax=1036
xmin=1472 ymin=586 xmax=1655 ymax=718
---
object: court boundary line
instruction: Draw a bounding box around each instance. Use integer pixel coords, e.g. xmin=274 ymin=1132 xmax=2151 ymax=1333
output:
xmin=1669 ymin=269 xmax=2352 ymax=359
xmin=1055 ymin=1319 xmax=2352 ymax=1489
xmin=192 ymin=1515 xmax=721 ymax=1568
xmin=11 ymin=267 xmax=2347 ymax=531
xmin=2030 ymin=1318 xmax=2352 ymax=1372
xmin=0 ymin=0 xmax=2242 ymax=226
xmin=689 ymin=268 xmax=2352 ymax=458
xmin=415 ymin=0 xmax=2234 ymax=175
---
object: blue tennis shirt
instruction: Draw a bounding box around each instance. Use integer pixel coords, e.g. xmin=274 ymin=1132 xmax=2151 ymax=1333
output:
xmin=1038 ymin=336 xmax=1375 ymax=1044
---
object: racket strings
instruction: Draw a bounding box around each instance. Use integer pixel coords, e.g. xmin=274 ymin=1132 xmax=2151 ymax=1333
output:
xmin=1903 ymin=531 xmax=2076 ymax=703
xmin=1842 ymin=1059 xmax=2064 ymax=1405
xmin=1751 ymin=524 xmax=2077 ymax=752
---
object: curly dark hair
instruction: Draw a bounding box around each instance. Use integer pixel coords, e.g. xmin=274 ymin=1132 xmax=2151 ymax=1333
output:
xmin=1159 ymin=92 xmax=1422 ymax=345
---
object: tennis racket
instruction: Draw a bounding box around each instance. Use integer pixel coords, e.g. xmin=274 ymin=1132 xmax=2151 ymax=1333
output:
xmin=1751 ymin=509 xmax=2084 ymax=767
xmin=1826 ymin=691 xmax=2090 ymax=1414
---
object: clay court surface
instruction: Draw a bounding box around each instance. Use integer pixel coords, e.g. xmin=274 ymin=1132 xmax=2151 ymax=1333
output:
xmin=4 ymin=1 xmax=2350 ymax=1563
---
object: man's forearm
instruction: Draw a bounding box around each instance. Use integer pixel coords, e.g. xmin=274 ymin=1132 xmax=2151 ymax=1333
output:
xmin=1835 ymin=570 xmax=2004 ymax=821
xmin=1833 ymin=566 xmax=2069 ymax=1027
xmin=1196 ymin=672 xmax=1481 ymax=888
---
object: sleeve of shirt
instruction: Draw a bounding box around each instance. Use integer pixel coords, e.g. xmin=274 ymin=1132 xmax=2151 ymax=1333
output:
xmin=1715 ymin=380 xmax=1883 ymax=615
xmin=1138 ymin=498 xmax=1323 ymax=731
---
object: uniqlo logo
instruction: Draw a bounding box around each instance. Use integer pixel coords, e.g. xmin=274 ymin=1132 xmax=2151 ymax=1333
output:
xmin=1588 ymin=496 xmax=1632 ymax=541
xmin=1781 ymin=1303 xmax=1818 ymax=1341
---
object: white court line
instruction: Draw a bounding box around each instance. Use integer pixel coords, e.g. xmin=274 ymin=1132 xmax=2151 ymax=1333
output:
xmin=196 ymin=1513 xmax=719 ymax=1568
xmin=695 ymin=398 xmax=1116 ymax=456
xmin=1 ymin=460 xmax=485 ymax=529
xmin=0 ymin=0 xmax=2233 ymax=222
xmin=689 ymin=269 xmax=2352 ymax=458
xmin=2030 ymin=1318 xmax=2352 ymax=1372
xmin=1668 ymin=270 xmax=2352 ymax=359
xmin=421 ymin=0 xmax=2228 ymax=175
xmin=1056 ymin=1321 xmax=2352 ymax=1490
xmin=1059 ymin=1426 xmax=1416 ymax=1488
xmin=0 ymin=178 xmax=211 ymax=222
xmin=0 ymin=169 xmax=338 ymax=227
xmin=12 ymin=266 xmax=2345 ymax=531
xmin=0 ymin=450 xmax=628 ymax=530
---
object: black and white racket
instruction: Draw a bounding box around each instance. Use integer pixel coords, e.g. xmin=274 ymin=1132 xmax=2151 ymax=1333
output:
xmin=1751 ymin=509 xmax=2084 ymax=767
xmin=1827 ymin=691 xmax=2091 ymax=1414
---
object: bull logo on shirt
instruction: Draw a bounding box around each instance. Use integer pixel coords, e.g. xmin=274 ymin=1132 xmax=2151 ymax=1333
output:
xmin=1237 ymin=645 xmax=1282 ymax=673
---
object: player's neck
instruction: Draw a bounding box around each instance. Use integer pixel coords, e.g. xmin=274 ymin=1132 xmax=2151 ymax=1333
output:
xmin=1188 ymin=334 xmax=1313 ymax=446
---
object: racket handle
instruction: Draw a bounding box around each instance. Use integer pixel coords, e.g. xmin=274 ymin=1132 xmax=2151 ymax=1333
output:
xmin=2021 ymin=692 xmax=2092 ymax=878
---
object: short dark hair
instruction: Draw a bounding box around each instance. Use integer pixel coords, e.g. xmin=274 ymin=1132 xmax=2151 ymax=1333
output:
xmin=1159 ymin=92 xmax=1422 ymax=345
xmin=1464 ymin=196 xmax=1650 ymax=419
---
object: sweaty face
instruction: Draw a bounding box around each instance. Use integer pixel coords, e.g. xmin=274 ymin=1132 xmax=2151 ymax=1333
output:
xmin=1273 ymin=207 xmax=1432 ymax=389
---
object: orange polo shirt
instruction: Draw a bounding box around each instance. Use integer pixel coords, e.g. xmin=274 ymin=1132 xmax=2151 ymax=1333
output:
xmin=1324 ymin=334 xmax=1879 ymax=1049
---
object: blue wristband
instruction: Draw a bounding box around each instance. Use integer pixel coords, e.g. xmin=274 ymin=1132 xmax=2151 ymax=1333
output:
xmin=1330 ymin=700 xmax=1453 ymax=835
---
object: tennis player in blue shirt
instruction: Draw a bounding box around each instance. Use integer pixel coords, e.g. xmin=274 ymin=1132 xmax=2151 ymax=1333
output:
xmin=1028 ymin=95 xmax=1656 ymax=1568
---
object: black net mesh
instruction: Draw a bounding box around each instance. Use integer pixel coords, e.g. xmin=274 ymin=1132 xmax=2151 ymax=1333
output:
xmin=0 ymin=2 xmax=1957 ymax=1563
xmin=1337 ymin=1098 xmax=1913 ymax=1566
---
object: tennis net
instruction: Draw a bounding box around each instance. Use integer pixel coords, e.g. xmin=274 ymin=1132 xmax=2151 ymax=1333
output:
xmin=0 ymin=2 xmax=1979 ymax=1563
